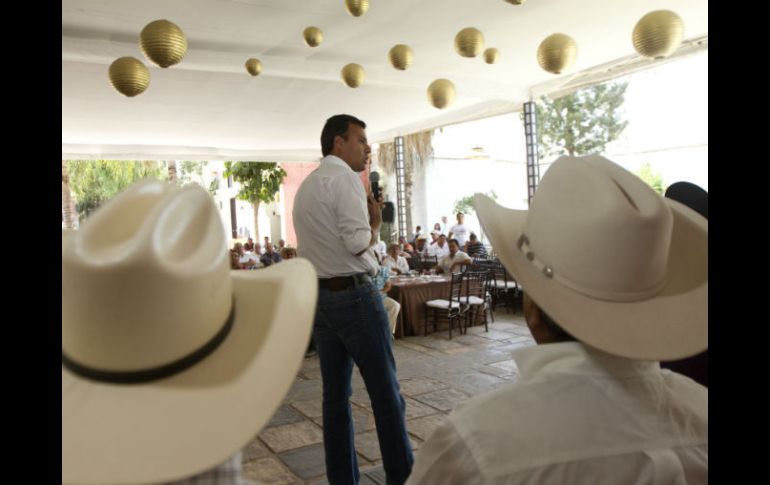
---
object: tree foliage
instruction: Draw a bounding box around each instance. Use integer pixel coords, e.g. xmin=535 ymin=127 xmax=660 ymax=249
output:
xmin=177 ymin=161 xmax=208 ymax=187
xmin=223 ymin=161 xmax=287 ymax=205
xmin=224 ymin=161 xmax=287 ymax=241
xmin=535 ymin=82 xmax=629 ymax=158
xmin=66 ymin=160 xmax=166 ymax=217
xmin=455 ymin=190 xmax=497 ymax=215
xmin=636 ymin=162 xmax=666 ymax=195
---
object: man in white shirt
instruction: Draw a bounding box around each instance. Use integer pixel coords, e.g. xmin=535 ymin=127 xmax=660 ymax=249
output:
xmin=435 ymin=238 xmax=471 ymax=274
xmin=426 ymin=234 xmax=450 ymax=259
xmin=384 ymin=243 xmax=410 ymax=275
xmin=447 ymin=212 xmax=469 ymax=247
xmin=293 ymin=114 xmax=413 ymax=485
xmin=407 ymin=155 xmax=708 ymax=485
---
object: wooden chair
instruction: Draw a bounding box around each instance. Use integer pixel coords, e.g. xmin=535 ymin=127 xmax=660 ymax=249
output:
xmin=460 ymin=270 xmax=491 ymax=333
xmin=418 ymin=255 xmax=438 ymax=273
xmin=423 ymin=272 xmax=466 ymax=339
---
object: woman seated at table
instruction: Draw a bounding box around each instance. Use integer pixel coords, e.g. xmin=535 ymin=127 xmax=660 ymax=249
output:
xmin=384 ymin=243 xmax=410 ymax=275
xmin=435 ymin=238 xmax=472 ymax=274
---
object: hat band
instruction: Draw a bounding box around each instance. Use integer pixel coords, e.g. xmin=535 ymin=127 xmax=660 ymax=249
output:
xmin=61 ymin=301 xmax=235 ymax=384
xmin=518 ymin=234 xmax=666 ymax=302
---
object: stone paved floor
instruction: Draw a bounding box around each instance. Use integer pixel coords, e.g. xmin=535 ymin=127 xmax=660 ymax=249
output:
xmin=241 ymin=311 xmax=535 ymax=484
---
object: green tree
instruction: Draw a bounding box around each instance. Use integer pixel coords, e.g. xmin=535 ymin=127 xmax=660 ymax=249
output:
xmin=636 ymin=162 xmax=666 ymax=195
xmin=224 ymin=161 xmax=287 ymax=241
xmin=454 ymin=190 xmax=497 ymax=215
xmin=66 ymin=160 xmax=166 ymax=218
xmin=534 ymin=81 xmax=629 ymax=158
xmin=177 ymin=161 xmax=208 ymax=187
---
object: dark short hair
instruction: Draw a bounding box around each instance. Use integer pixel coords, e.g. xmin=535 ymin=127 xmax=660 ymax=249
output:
xmin=448 ymin=238 xmax=460 ymax=247
xmin=321 ymin=114 xmax=366 ymax=156
xmin=457 ymin=212 xmax=464 ymax=216
xmin=469 ymin=232 xmax=477 ymax=241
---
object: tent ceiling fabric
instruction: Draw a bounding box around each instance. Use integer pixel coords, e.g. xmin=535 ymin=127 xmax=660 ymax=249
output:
xmin=62 ymin=0 xmax=708 ymax=162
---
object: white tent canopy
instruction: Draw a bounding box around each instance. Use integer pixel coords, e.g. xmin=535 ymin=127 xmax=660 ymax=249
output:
xmin=62 ymin=0 xmax=708 ymax=162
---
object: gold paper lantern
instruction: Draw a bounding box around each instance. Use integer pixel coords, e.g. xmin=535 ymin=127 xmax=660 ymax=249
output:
xmin=454 ymin=28 xmax=485 ymax=58
xmin=388 ymin=44 xmax=414 ymax=70
xmin=341 ymin=63 xmax=365 ymax=88
xmin=245 ymin=58 xmax=262 ymax=76
xmin=537 ymin=33 xmax=577 ymax=74
xmin=140 ymin=19 xmax=188 ymax=68
xmin=427 ymin=79 xmax=456 ymax=109
xmin=303 ymin=27 xmax=323 ymax=47
xmin=505 ymin=0 xmax=526 ymax=4
xmin=108 ymin=57 xmax=150 ymax=97
xmin=484 ymin=48 xmax=500 ymax=64
xmin=345 ymin=0 xmax=369 ymax=17
xmin=632 ymin=10 xmax=684 ymax=59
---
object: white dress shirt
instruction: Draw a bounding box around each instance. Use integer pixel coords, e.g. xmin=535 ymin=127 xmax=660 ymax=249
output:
xmin=427 ymin=242 xmax=450 ymax=259
xmin=293 ymin=155 xmax=378 ymax=278
xmin=384 ymin=255 xmax=409 ymax=275
xmin=407 ymin=342 xmax=708 ymax=485
xmin=438 ymin=251 xmax=471 ymax=274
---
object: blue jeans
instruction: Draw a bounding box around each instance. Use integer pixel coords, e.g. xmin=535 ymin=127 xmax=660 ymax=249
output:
xmin=313 ymin=278 xmax=414 ymax=485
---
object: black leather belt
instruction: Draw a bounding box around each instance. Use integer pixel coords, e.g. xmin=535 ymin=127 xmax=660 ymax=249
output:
xmin=318 ymin=273 xmax=372 ymax=291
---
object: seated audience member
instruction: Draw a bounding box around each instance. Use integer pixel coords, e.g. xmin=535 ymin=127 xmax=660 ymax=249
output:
xmin=659 ymin=181 xmax=708 ymax=387
xmin=232 ymin=242 xmax=260 ymax=269
xmin=435 ymin=238 xmax=471 ymax=274
xmin=432 ymin=222 xmax=443 ymax=235
xmin=253 ymin=242 xmax=263 ymax=256
xmin=62 ymin=179 xmax=317 ymax=485
xmin=464 ymin=232 xmax=488 ymax=258
xmin=280 ymin=246 xmax=298 ymax=260
xmin=374 ymin=238 xmax=387 ymax=256
xmin=278 ymin=239 xmax=286 ymax=250
xmin=427 ymin=234 xmax=450 ymax=259
xmin=243 ymin=237 xmax=255 ymax=252
xmin=414 ymin=234 xmax=428 ymax=255
xmin=427 ymin=230 xmax=439 ymax=248
xmin=411 ymin=225 xmax=422 ymax=245
xmin=263 ymin=236 xmax=273 ymax=251
xmin=398 ymin=236 xmax=415 ymax=256
xmin=373 ymin=249 xmax=401 ymax=336
xmin=407 ymin=155 xmax=708 ymax=485
xmin=229 ymin=248 xmax=241 ymax=270
xmin=384 ymin=243 xmax=410 ymax=275
xmin=260 ymin=243 xmax=282 ymax=267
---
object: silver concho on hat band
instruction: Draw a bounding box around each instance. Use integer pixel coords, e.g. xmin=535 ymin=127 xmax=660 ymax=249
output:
xmin=516 ymin=232 xmax=667 ymax=301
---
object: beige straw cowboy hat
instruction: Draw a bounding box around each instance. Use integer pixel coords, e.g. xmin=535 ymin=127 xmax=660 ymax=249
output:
xmin=474 ymin=155 xmax=707 ymax=361
xmin=62 ymin=180 xmax=317 ymax=484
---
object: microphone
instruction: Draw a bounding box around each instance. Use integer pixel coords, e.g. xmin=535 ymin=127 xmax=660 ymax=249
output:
xmin=369 ymin=171 xmax=381 ymax=200
xmin=368 ymin=171 xmax=395 ymax=223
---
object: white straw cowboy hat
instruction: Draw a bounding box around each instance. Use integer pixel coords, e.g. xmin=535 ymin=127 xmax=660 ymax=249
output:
xmin=62 ymin=180 xmax=317 ymax=484
xmin=474 ymin=155 xmax=707 ymax=361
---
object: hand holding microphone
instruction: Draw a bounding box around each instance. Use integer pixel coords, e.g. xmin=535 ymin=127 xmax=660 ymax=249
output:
xmin=369 ymin=171 xmax=395 ymax=224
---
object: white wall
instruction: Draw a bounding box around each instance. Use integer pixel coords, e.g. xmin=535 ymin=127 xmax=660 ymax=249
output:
xmin=408 ymin=112 xmax=530 ymax=244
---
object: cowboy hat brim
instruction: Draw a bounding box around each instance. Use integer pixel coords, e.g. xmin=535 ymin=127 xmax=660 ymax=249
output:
xmin=474 ymin=194 xmax=707 ymax=361
xmin=63 ymin=258 xmax=317 ymax=484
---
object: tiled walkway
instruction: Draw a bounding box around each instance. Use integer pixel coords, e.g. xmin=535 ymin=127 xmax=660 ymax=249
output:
xmin=241 ymin=312 xmax=535 ymax=484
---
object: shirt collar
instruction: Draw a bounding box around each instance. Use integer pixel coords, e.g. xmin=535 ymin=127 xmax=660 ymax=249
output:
xmin=513 ymin=341 xmax=660 ymax=381
xmin=321 ymin=154 xmax=354 ymax=172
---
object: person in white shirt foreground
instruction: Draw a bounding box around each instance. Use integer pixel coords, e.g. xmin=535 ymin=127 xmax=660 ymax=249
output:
xmin=407 ymin=155 xmax=708 ymax=485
